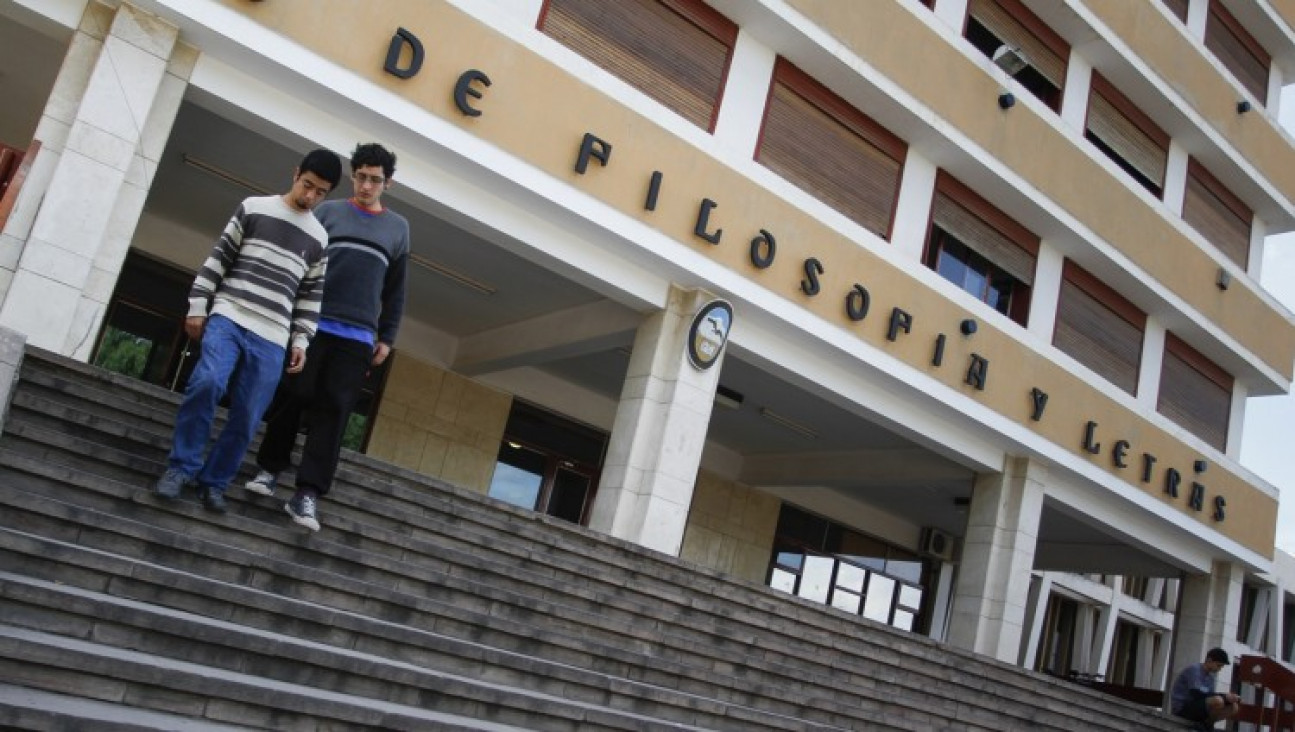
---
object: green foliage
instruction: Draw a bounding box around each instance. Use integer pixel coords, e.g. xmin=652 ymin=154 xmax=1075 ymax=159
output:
xmin=93 ymin=327 xmax=150 ymax=380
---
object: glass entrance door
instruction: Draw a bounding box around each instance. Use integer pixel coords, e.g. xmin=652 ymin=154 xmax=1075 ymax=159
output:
xmin=487 ymin=400 xmax=606 ymax=525
xmin=91 ymin=251 xmax=195 ymax=391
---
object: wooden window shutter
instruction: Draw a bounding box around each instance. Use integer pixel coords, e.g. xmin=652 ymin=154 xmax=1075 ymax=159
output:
xmin=1182 ymin=158 xmax=1252 ymax=268
xmin=1053 ymin=261 xmax=1145 ymax=395
xmin=1158 ymin=333 xmax=1231 ymax=451
xmin=1205 ymin=2 xmax=1270 ymax=102
xmin=757 ymin=59 xmax=906 ymax=239
xmin=967 ymin=0 xmax=1069 ymax=89
xmin=539 ymin=0 xmax=736 ymax=131
xmin=1161 ymin=0 xmax=1188 ymax=23
xmin=1086 ymin=74 xmax=1169 ymax=193
xmin=931 ymin=173 xmax=1038 ymax=285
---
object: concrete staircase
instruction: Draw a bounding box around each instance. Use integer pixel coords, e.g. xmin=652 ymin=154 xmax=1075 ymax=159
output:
xmin=0 ymin=347 xmax=1189 ymax=730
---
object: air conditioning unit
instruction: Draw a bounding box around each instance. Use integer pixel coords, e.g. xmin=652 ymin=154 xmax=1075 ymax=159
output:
xmin=920 ymin=527 xmax=955 ymax=562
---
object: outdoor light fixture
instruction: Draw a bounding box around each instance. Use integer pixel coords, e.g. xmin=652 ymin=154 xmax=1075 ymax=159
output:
xmin=758 ymin=407 xmax=818 ymax=439
xmin=714 ymin=384 xmax=744 ymax=410
xmin=1216 ymin=267 xmax=1231 ymax=291
xmin=182 ymin=154 xmax=270 ymax=195
xmin=409 ymin=252 xmax=497 ymax=295
xmin=992 ymin=45 xmax=1030 ymax=77
xmin=991 ymin=45 xmax=1029 ymax=111
xmin=1237 ymin=100 xmax=1252 ymax=114
xmin=960 ymin=318 xmax=978 ymax=336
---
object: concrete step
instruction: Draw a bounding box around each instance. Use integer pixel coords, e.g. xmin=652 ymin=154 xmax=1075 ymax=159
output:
xmin=0 ymin=683 xmax=257 ymax=731
xmin=1 ymin=347 xmax=1187 ymax=731
xmin=0 ymin=625 xmax=578 ymax=731
xmin=0 ymin=556 xmax=847 ymax=731
xmin=0 ymin=460 xmax=889 ymax=730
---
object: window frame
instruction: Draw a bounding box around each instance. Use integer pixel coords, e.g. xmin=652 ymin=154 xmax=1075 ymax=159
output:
xmin=537 ymin=0 xmax=738 ymax=132
xmin=962 ymin=0 xmax=1070 ymax=111
xmin=1053 ymin=260 xmax=1147 ymax=396
xmin=1084 ymin=73 xmax=1171 ymax=199
xmin=1204 ymin=0 xmax=1271 ymax=104
xmin=1158 ymin=332 xmax=1233 ymax=451
xmin=1183 ymin=157 xmax=1253 ymax=268
xmin=755 ymin=57 xmax=908 ymax=240
xmin=923 ymin=171 xmax=1038 ymax=325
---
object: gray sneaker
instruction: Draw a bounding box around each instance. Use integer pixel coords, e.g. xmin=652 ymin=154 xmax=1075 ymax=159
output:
xmin=154 ymin=468 xmax=191 ymax=499
xmin=285 ymin=493 xmax=320 ymax=532
xmin=244 ymin=470 xmax=278 ymax=496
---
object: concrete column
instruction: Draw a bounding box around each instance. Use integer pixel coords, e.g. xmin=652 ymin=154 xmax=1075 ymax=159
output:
xmin=1138 ymin=319 xmax=1167 ymax=410
xmin=947 ymin=456 xmax=1045 ymax=662
xmin=1026 ymin=241 xmax=1063 ymax=341
xmin=1058 ymin=53 xmax=1093 ymax=134
xmin=711 ymin=28 xmax=775 ymax=160
xmin=889 ymin=152 xmax=937 ymax=261
xmin=0 ymin=2 xmax=185 ymax=359
xmin=1185 ymin=0 xmax=1208 ymax=41
xmin=1092 ymin=596 xmax=1122 ymax=678
xmin=0 ymin=326 xmax=26 ymax=434
xmin=588 ymin=285 xmax=728 ymax=555
xmin=1170 ymin=561 xmax=1244 ymax=683
xmin=1163 ymin=140 xmax=1189 ymax=216
xmin=1020 ymin=572 xmax=1053 ymax=667
xmin=931 ymin=0 xmax=969 ymax=31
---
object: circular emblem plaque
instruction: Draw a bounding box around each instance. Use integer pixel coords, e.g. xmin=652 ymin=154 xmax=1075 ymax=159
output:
xmin=686 ymin=300 xmax=733 ymax=371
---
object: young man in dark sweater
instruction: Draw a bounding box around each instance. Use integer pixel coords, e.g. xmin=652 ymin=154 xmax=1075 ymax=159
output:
xmin=245 ymin=143 xmax=410 ymax=532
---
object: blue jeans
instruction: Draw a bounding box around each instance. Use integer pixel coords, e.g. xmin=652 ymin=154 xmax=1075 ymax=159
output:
xmin=167 ymin=315 xmax=285 ymax=494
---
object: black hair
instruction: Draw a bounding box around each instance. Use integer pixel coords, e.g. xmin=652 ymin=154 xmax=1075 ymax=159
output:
xmin=350 ymin=142 xmax=397 ymax=181
xmin=298 ymin=148 xmax=342 ymax=189
xmin=1206 ymin=648 xmax=1230 ymax=665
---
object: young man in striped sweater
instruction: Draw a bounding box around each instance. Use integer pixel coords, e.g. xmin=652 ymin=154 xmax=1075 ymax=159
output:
xmin=153 ymin=149 xmax=343 ymax=513
xmin=245 ymin=143 xmax=410 ymax=532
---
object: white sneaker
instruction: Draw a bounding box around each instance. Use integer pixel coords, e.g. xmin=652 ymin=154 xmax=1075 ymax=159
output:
xmin=244 ymin=470 xmax=278 ymax=496
xmin=285 ymin=493 xmax=321 ymax=532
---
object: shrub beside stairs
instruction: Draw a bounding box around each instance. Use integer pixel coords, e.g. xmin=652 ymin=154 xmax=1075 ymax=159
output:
xmin=0 ymin=346 xmax=1188 ymax=730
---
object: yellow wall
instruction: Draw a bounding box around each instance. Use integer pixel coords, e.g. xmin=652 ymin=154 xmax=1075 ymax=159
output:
xmin=784 ymin=0 xmax=1295 ymax=382
xmin=680 ymin=470 xmax=781 ymax=583
xmin=366 ymin=353 xmax=512 ymax=493
xmin=224 ymin=0 xmax=1278 ymax=555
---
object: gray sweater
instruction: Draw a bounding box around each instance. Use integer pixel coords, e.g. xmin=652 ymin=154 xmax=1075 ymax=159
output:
xmin=314 ymin=199 xmax=410 ymax=345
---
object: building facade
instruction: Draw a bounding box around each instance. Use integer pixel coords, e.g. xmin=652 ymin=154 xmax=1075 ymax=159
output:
xmin=2 ymin=0 xmax=1294 ymax=695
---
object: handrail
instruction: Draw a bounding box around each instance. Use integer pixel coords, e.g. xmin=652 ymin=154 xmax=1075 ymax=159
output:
xmin=1235 ymin=654 xmax=1295 ymax=731
xmin=0 ymin=140 xmax=40 ymax=233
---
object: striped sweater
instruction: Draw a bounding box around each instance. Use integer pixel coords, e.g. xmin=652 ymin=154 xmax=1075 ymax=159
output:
xmin=187 ymin=195 xmax=329 ymax=351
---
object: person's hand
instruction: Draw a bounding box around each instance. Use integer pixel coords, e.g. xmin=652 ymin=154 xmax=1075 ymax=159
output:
xmin=1225 ymin=692 xmax=1240 ymax=705
xmin=372 ymin=342 xmax=391 ymax=366
xmin=286 ymin=346 xmax=307 ymax=374
xmin=184 ymin=316 xmax=206 ymax=341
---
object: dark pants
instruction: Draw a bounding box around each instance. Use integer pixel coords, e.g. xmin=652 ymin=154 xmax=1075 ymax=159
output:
xmin=256 ymin=332 xmax=373 ymax=497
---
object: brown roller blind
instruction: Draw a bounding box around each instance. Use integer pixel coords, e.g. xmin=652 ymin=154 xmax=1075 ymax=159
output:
xmin=1161 ymin=0 xmax=1188 ymax=22
xmin=931 ymin=174 xmax=1037 ymax=285
xmin=1205 ymin=2 xmax=1270 ymax=103
xmin=1182 ymin=159 xmax=1251 ymax=268
xmin=1053 ymin=261 xmax=1145 ymax=395
xmin=1158 ymin=333 xmax=1231 ymax=451
xmin=968 ymin=0 xmax=1068 ymax=87
xmin=1086 ymin=75 xmax=1168 ymax=192
xmin=758 ymin=59 xmax=906 ymax=239
xmin=540 ymin=0 xmax=736 ymax=131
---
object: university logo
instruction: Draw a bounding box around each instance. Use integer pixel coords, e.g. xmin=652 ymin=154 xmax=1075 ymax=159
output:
xmin=687 ymin=300 xmax=733 ymax=371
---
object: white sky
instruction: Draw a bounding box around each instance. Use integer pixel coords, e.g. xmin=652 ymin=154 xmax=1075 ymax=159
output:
xmin=1237 ymin=86 xmax=1295 ymax=555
